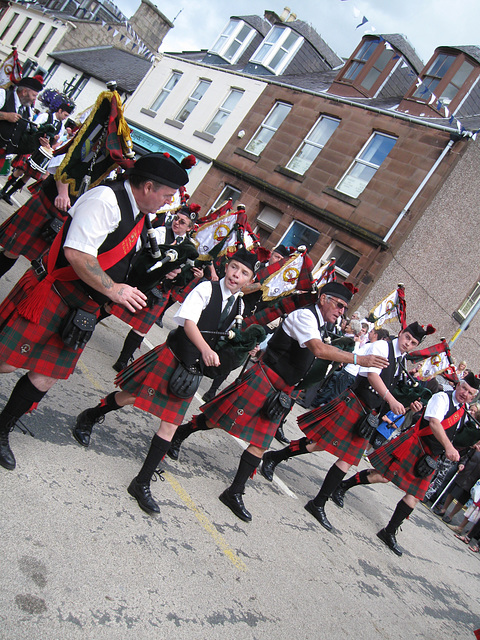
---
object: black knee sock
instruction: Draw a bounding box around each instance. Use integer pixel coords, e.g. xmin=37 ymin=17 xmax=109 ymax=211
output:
xmin=88 ymin=392 xmax=121 ymax=420
xmin=341 ymin=469 xmax=372 ymax=492
xmin=117 ymin=330 xmax=144 ymax=363
xmin=0 ymin=374 xmax=47 ymax=431
xmin=4 ymin=177 xmax=25 ymax=196
xmin=269 ymin=437 xmax=310 ymax=463
xmin=173 ymin=413 xmax=210 ymax=444
xmin=1 ymin=175 xmax=16 ymax=192
xmin=229 ymin=450 xmax=262 ymax=494
xmin=385 ymin=499 xmax=414 ymax=534
xmin=0 ymin=252 xmax=18 ymax=277
xmin=313 ymin=463 xmax=347 ymax=508
xmin=136 ymin=434 xmax=171 ymax=484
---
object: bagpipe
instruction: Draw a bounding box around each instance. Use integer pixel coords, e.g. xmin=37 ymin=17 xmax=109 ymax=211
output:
xmin=17 ymin=122 xmax=57 ymax=155
xmin=297 ymin=333 xmax=355 ymax=391
xmin=391 ymin=359 xmax=432 ymax=407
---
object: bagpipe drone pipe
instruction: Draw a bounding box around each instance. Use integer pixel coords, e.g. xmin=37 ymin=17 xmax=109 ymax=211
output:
xmin=17 ymin=122 xmax=58 ymax=155
xmin=391 ymin=359 xmax=432 ymax=407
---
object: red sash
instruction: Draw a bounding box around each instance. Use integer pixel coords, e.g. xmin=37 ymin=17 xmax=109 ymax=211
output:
xmin=394 ymin=405 xmax=465 ymax=461
xmin=17 ymin=215 xmax=145 ymax=323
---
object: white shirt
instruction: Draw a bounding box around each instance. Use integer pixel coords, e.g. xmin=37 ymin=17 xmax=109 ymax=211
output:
xmin=344 ymin=340 xmax=367 ymax=376
xmin=35 ymin=111 xmax=66 ymax=140
xmin=424 ymin=389 xmax=462 ymax=422
xmin=0 ymin=87 xmax=22 ymax=113
xmin=357 ymin=337 xmax=403 ymax=378
xmin=281 ymin=305 xmax=325 ymax=348
xmin=64 ymin=180 xmax=140 ymax=257
xmin=173 ymin=279 xmax=242 ymax=327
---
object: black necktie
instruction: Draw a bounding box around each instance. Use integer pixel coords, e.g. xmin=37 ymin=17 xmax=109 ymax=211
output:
xmin=219 ymin=295 xmax=235 ymax=329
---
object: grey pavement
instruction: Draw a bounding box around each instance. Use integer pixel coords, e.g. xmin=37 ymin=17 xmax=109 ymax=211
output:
xmin=0 ymin=188 xmax=479 ymax=640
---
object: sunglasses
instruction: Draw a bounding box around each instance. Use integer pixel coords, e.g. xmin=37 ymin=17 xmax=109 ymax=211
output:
xmin=326 ymin=296 xmax=348 ymax=312
xmin=173 ymin=215 xmax=190 ymax=225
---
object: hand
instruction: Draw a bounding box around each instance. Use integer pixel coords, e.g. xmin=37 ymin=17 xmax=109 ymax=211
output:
xmin=39 ymin=136 xmax=51 ymax=149
xmin=410 ymin=400 xmax=423 ymax=413
xmin=358 ymin=354 xmax=389 ymax=369
xmin=201 ymin=347 xmax=220 ymax=368
xmin=445 ymin=444 xmax=460 ymax=462
xmin=458 ymin=464 xmax=465 ymax=472
xmin=388 ymin=397 xmax=406 ymax=416
xmin=3 ymin=112 xmax=21 ymax=123
xmin=210 ymin=271 xmax=219 ymax=282
xmin=248 ymin=345 xmax=261 ymax=357
xmin=192 ymin=267 xmax=203 ymax=278
xmin=54 ymin=194 xmax=70 ymax=212
xmin=109 ymin=284 xmax=147 ymax=313
xmin=164 ymin=267 xmax=181 ymax=280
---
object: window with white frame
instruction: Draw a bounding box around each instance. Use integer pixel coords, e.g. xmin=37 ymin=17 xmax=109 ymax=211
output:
xmin=23 ymin=22 xmax=44 ymax=52
xmin=336 ymin=132 xmax=397 ymax=198
xmin=244 ymin=101 xmax=292 ymax=156
xmin=412 ymin=53 xmax=475 ymax=106
xmin=35 ymin=26 xmax=57 ymax=57
xmin=209 ymin=184 xmax=241 ymax=213
xmin=175 ymin=79 xmax=211 ymax=123
xmin=250 ymin=25 xmax=303 ymax=75
xmin=319 ymin=242 xmax=360 ymax=277
xmin=209 ymin=19 xmax=256 ymax=64
xmin=11 ymin=16 xmax=31 ymax=46
xmin=286 ymin=115 xmax=340 ymax=174
xmin=150 ymin=71 xmax=182 ymax=112
xmin=0 ymin=13 xmax=19 ymax=40
xmin=204 ymin=88 xmax=244 ymax=136
xmin=457 ymin=282 xmax=480 ymax=320
xmin=280 ymin=220 xmax=320 ymax=251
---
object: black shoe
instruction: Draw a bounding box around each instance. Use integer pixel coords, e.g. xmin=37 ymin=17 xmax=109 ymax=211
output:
xmin=219 ymin=489 xmax=252 ymax=522
xmin=166 ymin=432 xmax=183 ymax=461
xmin=260 ymin=451 xmax=278 ymax=482
xmin=432 ymin=505 xmax=445 ymax=516
xmin=304 ymin=500 xmax=333 ymax=531
xmin=127 ymin=478 xmax=160 ymax=514
xmin=331 ymin=485 xmax=346 ymax=508
xmin=274 ymin=424 xmax=290 ymax=445
xmin=202 ymin=390 xmax=215 ymax=403
xmin=1 ymin=193 xmax=13 ymax=205
xmin=377 ymin=528 xmax=403 ymax=556
xmin=72 ymin=410 xmax=104 ymax=448
xmin=112 ymin=358 xmax=128 ymax=373
xmin=0 ymin=430 xmax=16 ymax=470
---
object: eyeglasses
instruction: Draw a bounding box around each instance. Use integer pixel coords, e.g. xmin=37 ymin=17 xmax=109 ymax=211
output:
xmin=326 ymin=296 xmax=348 ymax=312
xmin=173 ymin=215 xmax=190 ymax=226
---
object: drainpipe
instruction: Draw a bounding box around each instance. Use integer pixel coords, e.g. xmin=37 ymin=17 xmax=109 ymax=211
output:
xmin=383 ymin=133 xmax=462 ymax=243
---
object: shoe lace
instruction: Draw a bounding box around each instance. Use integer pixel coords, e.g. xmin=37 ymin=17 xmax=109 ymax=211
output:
xmin=152 ymin=468 xmax=165 ymax=483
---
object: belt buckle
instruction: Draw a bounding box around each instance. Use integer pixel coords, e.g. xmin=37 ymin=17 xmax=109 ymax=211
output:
xmin=31 ymin=258 xmax=46 ymax=277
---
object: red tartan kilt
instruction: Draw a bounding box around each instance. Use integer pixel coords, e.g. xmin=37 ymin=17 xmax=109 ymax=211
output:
xmin=11 ymin=154 xmax=30 ymax=172
xmin=368 ymin=430 xmax=436 ymax=500
xmin=298 ymin=390 xmax=368 ymax=466
xmin=201 ymin=362 xmax=294 ymax=449
xmin=0 ymin=189 xmax=67 ymax=260
xmin=22 ymin=163 xmax=44 ymax=182
xmin=0 ymin=270 xmax=99 ymax=379
xmin=115 ymin=343 xmax=192 ymax=424
xmin=0 ymin=148 xmax=7 ymax=170
xmin=108 ymin=291 xmax=170 ymax=334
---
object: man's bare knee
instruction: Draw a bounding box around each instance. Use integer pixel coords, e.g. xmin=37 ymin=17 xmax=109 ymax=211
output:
xmin=28 ymin=372 xmax=57 ymax=392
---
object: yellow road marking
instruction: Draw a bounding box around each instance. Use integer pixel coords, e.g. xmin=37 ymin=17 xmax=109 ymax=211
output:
xmin=78 ymin=360 xmax=104 ymax=390
xmin=163 ymin=470 xmax=247 ymax=572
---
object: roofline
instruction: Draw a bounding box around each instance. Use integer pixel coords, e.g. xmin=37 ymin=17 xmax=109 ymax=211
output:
xmin=162 ymin=53 xmax=463 ymax=134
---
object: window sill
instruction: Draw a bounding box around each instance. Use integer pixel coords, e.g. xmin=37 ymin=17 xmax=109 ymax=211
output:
xmin=323 ymin=186 xmax=360 ymax=207
xmin=164 ymin=118 xmax=184 ymax=130
xmin=140 ymin=108 xmax=157 ymax=118
xmin=275 ymin=165 xmax=305 ymax=182
xmin=234 ymin=147 xmax=260 ymax=162
xmin=193 ymin=130 xmax=215 ymax=143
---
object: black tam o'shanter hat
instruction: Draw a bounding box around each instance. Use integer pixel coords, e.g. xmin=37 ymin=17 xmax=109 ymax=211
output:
xmin=229 ymin=247 xmax=257 ymax=274
xmin=130 ymin=152 xmax=189 ymax=189
xmin=272 ymin=244 xmax=290 ymax=258
xmin=17 ymin=76 xmax=43 ymax=92
xmin=404 ymin=322 xmax=436 ymax=344
xmin=463 ymin=372 xmax=480 ymax=390
xmin=320 ymin=282 xmax=354 ymax=304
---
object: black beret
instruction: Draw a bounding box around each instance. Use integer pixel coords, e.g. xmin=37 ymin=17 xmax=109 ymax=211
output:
xmin=463 ymin=372 xmax=480 ymax=390
xmin=320 ymin=282 xmax=354 ymax=304
xmin=229 ymin=248 xmax=257 ymax=274
xmin=130 ymin=153 xmax=189 ymax=189
xmin=17 ymin=77 xmax=43 ymax=92
xmin=403 ymin=322 xmax=435 ymax=344
xmin=59 ymin=101 xmax=74 ymax=113
xmin=272 ymin=244 xmax=290 ymax=258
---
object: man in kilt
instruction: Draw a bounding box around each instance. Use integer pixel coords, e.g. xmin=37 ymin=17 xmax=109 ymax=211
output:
xmin=72 ymin=248 xmax=256 ymax=515
xmin=334 ymin=371 xmax=479 ymax=556
xmin=108 ymin=203 xmax=204 ymax=372
xmin=261 ymin=322 xmax=432 ymax=532
xmin=167 ymin=282 xmax=389 ymax=522
xmin=0 ymin=152 xmax=188 ymax=471
xmin=0 ymin=151 xmax=74 ymax=279
xmin=0 ymin=101 xmax=74 ymax=204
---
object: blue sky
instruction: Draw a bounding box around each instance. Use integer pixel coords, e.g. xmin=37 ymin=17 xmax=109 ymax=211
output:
xmin=114 ymin=0 xmax=480 ymax=64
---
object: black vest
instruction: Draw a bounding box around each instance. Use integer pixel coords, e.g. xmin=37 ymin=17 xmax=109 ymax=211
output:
xmin=166 ymin=281 xmax=237 ymax=368
xmin=0 ymin=88 xmax=31 ymax=154
xmin=421 ymin=391 xmax=465 ymax=456
xmin=57 ymin=181 xmax=147 ymax=304
xmin=263 ymin=304 xmax=322 ymax=386
xmin=352 ymin=340 xmax=396 ymax=410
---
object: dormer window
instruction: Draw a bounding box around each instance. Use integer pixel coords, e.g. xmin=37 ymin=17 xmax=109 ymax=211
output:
xmin=342 ymin=40 xmax=379 ymax=82
xmin=411 ymin=53 xmax=475 ymax=106
xmin=209 ymin=19 xmax=256 ymax=64
xmin=250 ymin=25 xmax=303 ymax=75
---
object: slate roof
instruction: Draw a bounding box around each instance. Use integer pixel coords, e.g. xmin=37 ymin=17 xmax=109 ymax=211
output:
xmin=232 ymin=14 xmax=270 ymax=37
xmin=381 ymin=34 xmax=423 ymax=73
xmin=49 ymin=46 xmax=151 ymax=93
xmin=285 ymin=19 xmax=343 ymax=69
